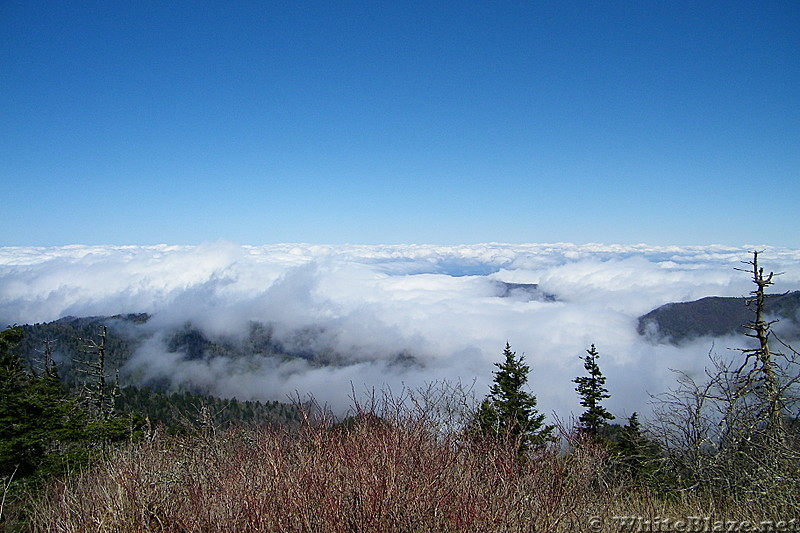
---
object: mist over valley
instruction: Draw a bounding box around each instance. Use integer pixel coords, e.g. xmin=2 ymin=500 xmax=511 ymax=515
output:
xmin=3 ymin=242 xmax=800 ymax=419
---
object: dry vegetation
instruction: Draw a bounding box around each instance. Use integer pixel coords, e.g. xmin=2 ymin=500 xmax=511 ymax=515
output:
xmin=14 ymin=393 xmax=791 ymax=533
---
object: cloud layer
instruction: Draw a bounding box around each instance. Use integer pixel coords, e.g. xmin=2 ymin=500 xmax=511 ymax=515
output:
xmin=2 ymin=242 xmax=799 ymax=419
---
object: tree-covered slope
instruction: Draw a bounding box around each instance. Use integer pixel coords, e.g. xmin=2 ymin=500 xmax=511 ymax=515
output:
xmin=13 ymin=316 xmax=301 ymax=431
xmin=637 ymin=291 xmax=800 ymax=344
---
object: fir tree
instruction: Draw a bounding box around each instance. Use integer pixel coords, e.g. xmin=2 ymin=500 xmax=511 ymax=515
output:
xmin=0 ymin=327 xmax=141 ymax=485
xmin=615 ymin=412 xmax=662 ymax=484
xmin=476 ymin=342 xmax=553 ymax=450
xmin=0 ymin=327 xmax=86 ymax=480
xmin=617 ymin=413 xmax=644 ymax=472
xmin=573 ymin=344 xmax=614 ymax=436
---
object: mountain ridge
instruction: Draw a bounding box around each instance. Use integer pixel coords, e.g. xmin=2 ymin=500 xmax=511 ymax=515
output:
xmin=637 ymin=291 xmax=800 ymax=345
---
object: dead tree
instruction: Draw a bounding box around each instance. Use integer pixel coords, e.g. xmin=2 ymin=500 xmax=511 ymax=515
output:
xmin=652 ymin=252 xmax=800 ymax=508
xmin=75 ymin=325 xmax=119 ymax=420
xmin=734 ymin=251 xmax=785 ymax=430
xmin=32 ymin=338 xmax=58 ymax=380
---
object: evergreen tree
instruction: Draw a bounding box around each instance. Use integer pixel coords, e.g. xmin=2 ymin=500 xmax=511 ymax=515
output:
xmin=615 ymin=412 xmax=662 ymax=485
xmin=0 ymin=326 xmax=23 ymax=372
xmin=573 ymin=344 xmax=614 ymax=436
xmin=0 ymin=327 xmax=86 ymax=480
xmin=476 ymin=342 xmax=553 ymax=450
xmin=616 ymin=413 xmax=645 ymax=476
xmin=0 ymin=327 xmax=141 ymax=486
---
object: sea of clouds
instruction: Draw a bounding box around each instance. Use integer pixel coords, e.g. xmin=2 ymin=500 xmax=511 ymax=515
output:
xmin=1 ymin=242 xmax=799 ymax=420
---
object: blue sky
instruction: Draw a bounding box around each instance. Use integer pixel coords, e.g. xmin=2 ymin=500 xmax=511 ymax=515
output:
xmin=2 ymin=1 xmax=798 ymax=246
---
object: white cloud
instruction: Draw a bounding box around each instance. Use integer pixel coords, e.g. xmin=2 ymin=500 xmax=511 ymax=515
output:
xmin=2 ymin=242 xmax=799 ymax=418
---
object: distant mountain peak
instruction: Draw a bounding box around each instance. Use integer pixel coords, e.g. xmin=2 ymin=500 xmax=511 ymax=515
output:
xmin=492 ymin=281 xmax=556 ymax=302
xmin=638 ymin=291 xmax=800 ymax=345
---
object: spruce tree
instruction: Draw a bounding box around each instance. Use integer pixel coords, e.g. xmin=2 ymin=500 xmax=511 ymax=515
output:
xmin=615 ymin=412 xmax=662 ymax=485
xmin=1 ymin=327 xmax=140 ymax=486
xmin=573 ymin=344 xmax=614 ymax=436
xmin=617 ymin=413 xmax=645 ymax=476
xmin=0 ymin=327 xmax=86 ymax=480
xmin=476 ymin=342 xmax=553 ymax=450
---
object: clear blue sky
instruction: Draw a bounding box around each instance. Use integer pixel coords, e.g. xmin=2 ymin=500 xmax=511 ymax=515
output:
xmin=2 ymin=1 xmax=798 ymax=246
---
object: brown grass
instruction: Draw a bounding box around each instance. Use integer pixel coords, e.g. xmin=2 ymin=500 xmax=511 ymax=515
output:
xmin=19 ymin=402 xmax=793 ymax=533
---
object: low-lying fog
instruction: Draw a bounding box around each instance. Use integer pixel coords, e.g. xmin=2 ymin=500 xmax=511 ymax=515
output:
xmin=2 ymin=242 xmax=799 ymax=420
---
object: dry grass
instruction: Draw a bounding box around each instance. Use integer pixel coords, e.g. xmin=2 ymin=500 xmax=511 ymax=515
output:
xmin=18 ymin=400 xmax=795 ymax=533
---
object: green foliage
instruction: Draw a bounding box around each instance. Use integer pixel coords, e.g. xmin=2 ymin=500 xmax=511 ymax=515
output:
xmin=612 ymin=413 xmax=662 ymax=484
xmin=637 ymin=291 xmax=800 ymax=345
xmin=1 ymin=318 xmax=299 ymax=526
xmin=0 ymin=326 xmax=142 ymax=490
xmin=0 ymin=327 xmax=24 ymax=369
xmin=573 ymin=344 xmax=614 ymax=437
xmin=115 ymin=386 xmax=301 ymax=433
xmin=476 ymin=342 xmax=553 ymax=451
xmin=1 ymin=329 xmax=79 ymax=494
xmin=17 ymin=316 xmax=142 ymax=390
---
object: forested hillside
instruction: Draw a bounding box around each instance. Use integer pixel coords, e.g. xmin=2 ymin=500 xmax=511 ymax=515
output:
xmin=638 ymin=290 xmax=800 ymax=343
